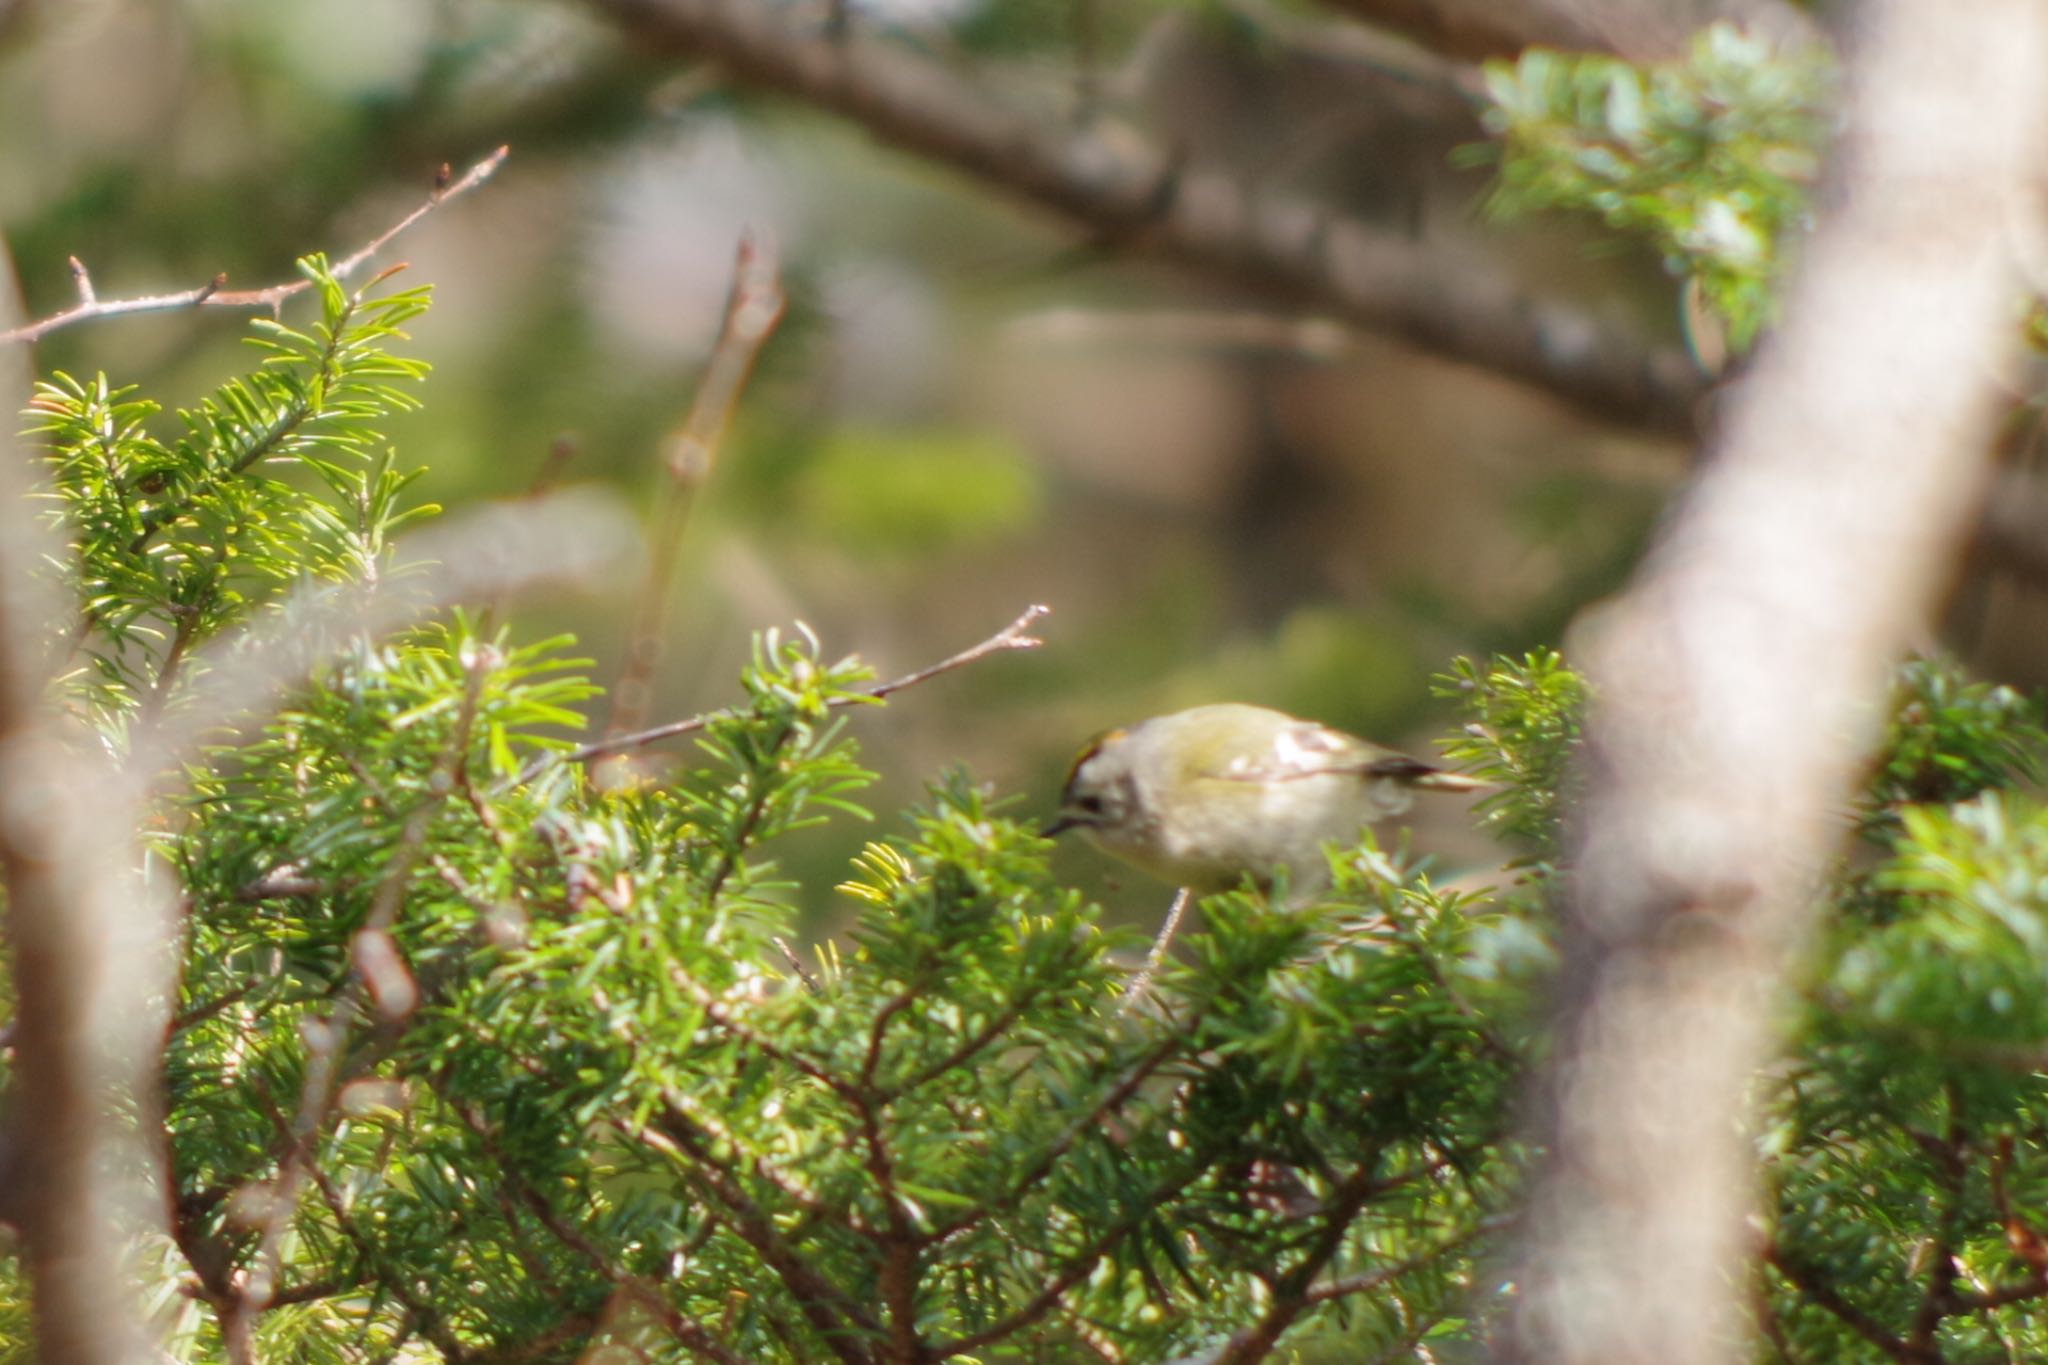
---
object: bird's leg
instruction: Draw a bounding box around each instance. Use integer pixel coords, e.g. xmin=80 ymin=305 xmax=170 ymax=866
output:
xmin=1117 ymin=886 xmax=1193 ymax=1014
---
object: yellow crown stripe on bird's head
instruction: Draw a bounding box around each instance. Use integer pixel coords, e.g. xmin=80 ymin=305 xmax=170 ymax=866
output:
xmin=1062 ymin=726 xmax=1129 ymax=789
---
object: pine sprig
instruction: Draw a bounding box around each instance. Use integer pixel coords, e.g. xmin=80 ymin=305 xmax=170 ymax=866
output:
xmin=28 ymin=255 xmax=433 ymax=730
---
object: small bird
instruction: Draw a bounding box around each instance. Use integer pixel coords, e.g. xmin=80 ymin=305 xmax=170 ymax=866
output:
xmin=1045 ymin=703 xmax=1487 ymax=896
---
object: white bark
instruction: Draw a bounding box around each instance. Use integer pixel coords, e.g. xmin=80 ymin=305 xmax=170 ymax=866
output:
xmin=1503 ymin=3 xmax=2048 ymax=1361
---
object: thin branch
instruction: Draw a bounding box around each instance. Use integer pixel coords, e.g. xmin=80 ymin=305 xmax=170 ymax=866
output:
xmin=928 ymin=1028 xmax=1192 ymax=1242
xmin=1906 ymin=1087 xmax=1968 ymax=1356
xmin=858 ymin=991 xmax=916 ymax=1093
xmin=603 ymin=233 xmax=786 ymax=746
xmin=888 ymin=985 xmax=1048 ymax=1099
xmin=1302 ymin=1214 xmax=1506 ymax=1305
xmin=1117 ymin=887 xmax=1192 ymax=1015
xmin=514 ymin=603 xmax=1049 ymax=785
xmin=1763 ymin=1243 xmax=1921 ymax=1365
xmin=449 ymin=1099 xmax=760 ymax=1365
xmin=306 ymin=1159 xmax=474 ymax=1362
xmin=656 ymin=1087 xmax=855 ymax=1229
xmin=771 ymin=934 xmax=823 ymax=995
xmin=581 ymin=0 xmax=1706 ymax=433
xmin=470 ymin=1020 xmax=880 ymax=1359
xmin=933 ymin=1161 xmax=1213 ymax=1359
xmin=667 ymin=961 xmax=867 ymax=1101
xmin=1204 ymin=1163 xmax=1394 ymax=1365
xmin=0 ymin=147 xmax=510 ymax=346
xmin=349 ymin=648 xmax=491 ymax=1020
xmin=233 ymin=1015 xmax=350 ymax=1349
xmin=627 ymin=1115 xmax=884 ymax=1363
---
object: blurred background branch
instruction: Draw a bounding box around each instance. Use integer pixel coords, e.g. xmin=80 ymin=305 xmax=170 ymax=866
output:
xmin=582 ymin=0 xmax=1709 ymax=433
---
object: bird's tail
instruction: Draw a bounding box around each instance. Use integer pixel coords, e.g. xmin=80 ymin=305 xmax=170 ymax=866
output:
xmin=1363 ymin=755 xmax=1494 ymax=793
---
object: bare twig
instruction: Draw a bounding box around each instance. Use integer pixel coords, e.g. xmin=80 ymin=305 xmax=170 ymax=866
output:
xmin=603 ymin=234 xmax=786 ymax=746
xmin=860 ymin=602 xmax=1051 ymax=701
xmin=0 ymin=147 xmax=510 ymax=347
xmin=516 ymin=602 xmax=1050 ymax=785
xmin=770 ymin=934 xmax=822 ymax=994
xmin=1116 ymin=886 xmax=1192 ymax=1014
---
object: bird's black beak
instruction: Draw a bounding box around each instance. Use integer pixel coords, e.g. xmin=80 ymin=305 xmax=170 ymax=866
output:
xmin=1041 ymin=814 xmax=1080 ymax=839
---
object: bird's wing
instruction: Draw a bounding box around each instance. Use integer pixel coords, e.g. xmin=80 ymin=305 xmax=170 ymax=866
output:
xmin=1207 ymin=722 xmax=1485 ymax=790
xmin=1205 ymin=720 xmax=1373 ymax=783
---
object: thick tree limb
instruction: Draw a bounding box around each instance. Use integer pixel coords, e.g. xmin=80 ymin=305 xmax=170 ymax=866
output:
xmin=0 ymin=259 xmax=169 ymax=1365
xmin=582 ymin=0 xmax=1708 ymax=434
xmin=1315 ymin=0 xmax=1820 ymax=62
xmin=1501 ymin=4 xmax=2048 ymax=1364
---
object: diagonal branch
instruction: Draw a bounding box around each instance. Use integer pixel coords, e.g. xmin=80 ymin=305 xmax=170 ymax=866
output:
xmin=514 ymin=602 xmax=1049 ymax=785
xmin=1 ymin=147 xmax=509 ymax=347
xmin=1314 ymin=0 xmax=1820 ymax=63
xmin=580 ymin=0 xmax=1706 ymax=433
xmin=603 ymin=233 xmax=785 ymax=744
xmin=1762 ymin=1243 xmax=1919 ymax=1365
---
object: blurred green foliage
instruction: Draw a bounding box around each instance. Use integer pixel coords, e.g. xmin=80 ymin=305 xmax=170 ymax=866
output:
xmin=1478 ymin=23 xmax=1830 ymax=352
xmin=794 ymin=426 xmax=1043 ymax=560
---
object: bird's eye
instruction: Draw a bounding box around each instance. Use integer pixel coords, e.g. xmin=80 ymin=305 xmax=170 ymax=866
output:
xmin=1075 ymin=794 xmax=1105 ymax=815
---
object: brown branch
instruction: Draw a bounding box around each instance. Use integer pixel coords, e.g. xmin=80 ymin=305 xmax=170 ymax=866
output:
xmin=0 ymin=239 xmax=175 ymax=1365
xmin=580 ymin=0 xmax=1706 ymax=433
xmin=1499 ymin=4 xmax=2048 ymax=1364
xmin=1314 ymin=0 xmax=1607 ymax=61
xmin=668 ymin=964 xmax=865 ymax=1102
xmin=657 ymin=1086 xmax=856 ymax=1229
xmin=887 ymin=985 xmax=1048 ymax=1099
xmin=466 ymin=1019 xmax=879 ymax=1359
xmin=1206 ymin=1164 xmax=1388 ymax=1365
xmin=306 ymin=1160 xmax=474 ymax=1362
xmin=1314 ymin=0 xmax=1820 ymax=63
xmin=449 ymin=1099 xmax=760 ymax=1365
xmin=1904 ymin=1088 xmax=1968 ymax=1357
xmin=927 ymin=1029 xmax=1192 ymax=1242
xmin=628 ymin=1116 xmax=884 ymax=1363
xmin=1304 ymin=1212 xmax=1508 ymax=1305
xmin=0 ymin=147 xmax=510 ymax=346
xmin=932 ymin=1161 xmax=1213 ymax=1359
xmin=231 ymin=1019 xmax=349 ymax=1357
xmin=1763 ymin=1243 xmax=1922 ymax=1365
xmin=514 ymin=602 xmax=1049 ymax=785
xmin=602 ymin=233 xmax=786 ymax=746
xmin=1200 ymin=1161 xmax=1498 ymax=1365
xmin=347 ymin=646 xmax=490 ymax=1020
xmin=858 ymin=991 xmax=916 ymax=1093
